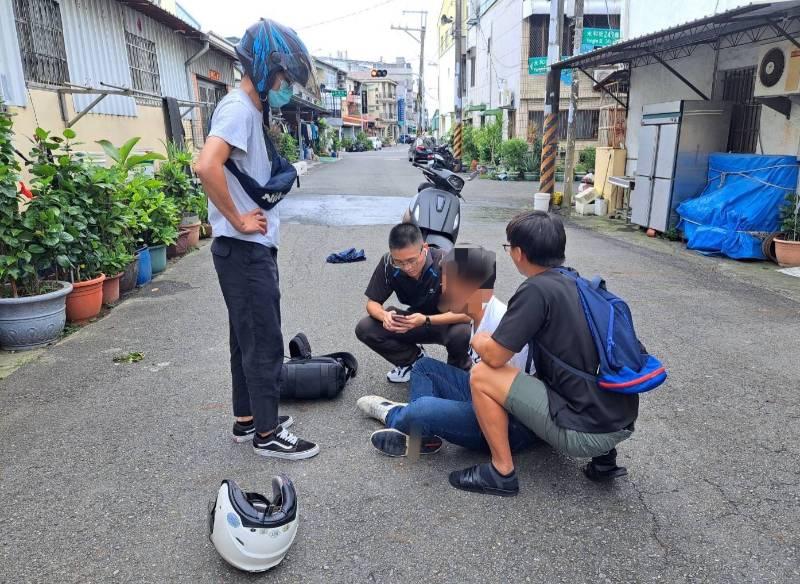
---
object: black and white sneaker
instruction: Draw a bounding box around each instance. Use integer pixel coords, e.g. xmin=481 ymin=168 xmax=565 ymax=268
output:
xmin=386 ymin=347 xmax=427 ymax=383
xmin=232 ymin=415 xmax=294 ymax=443
xmin=253 ymin=425 xmax=320 ymax=460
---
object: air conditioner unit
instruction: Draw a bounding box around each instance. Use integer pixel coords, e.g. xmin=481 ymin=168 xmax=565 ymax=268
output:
xmin=500 ymin=89 xmax=515 ymax=108
xmin=593 ymin=69 xmax=616 ymax=84
xmin=754 ymin=41 xmax=800 ymax=97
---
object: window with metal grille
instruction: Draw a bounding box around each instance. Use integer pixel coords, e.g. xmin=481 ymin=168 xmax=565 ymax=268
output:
xmin=13 ymin=0 xmax=70 ymax=86
xmin=125 ymin=31 xmax=161 ymax=104
xmin=721 ymin=66 xmax=760 ymax=154
xmin=528 ymin=109 xmax=599 ymax=140
xmin=528 ymin=15 xmax=548 ymax=58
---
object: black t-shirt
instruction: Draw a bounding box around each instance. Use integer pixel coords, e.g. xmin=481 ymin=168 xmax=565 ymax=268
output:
xmin=492 ymin=269 xmax=639 ymax=433
xmin=364 ymin=248 xmax=444 ymax=315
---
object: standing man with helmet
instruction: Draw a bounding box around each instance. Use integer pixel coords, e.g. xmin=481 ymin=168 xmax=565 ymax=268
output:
xmin=196 ymin=19 xmax=319 ymax=460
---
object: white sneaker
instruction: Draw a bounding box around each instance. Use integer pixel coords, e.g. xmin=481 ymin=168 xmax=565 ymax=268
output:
xmin=356 ymin=395 xmax=407 ymax=424
xmin=386 ymin=347 xmax=426 ymax=383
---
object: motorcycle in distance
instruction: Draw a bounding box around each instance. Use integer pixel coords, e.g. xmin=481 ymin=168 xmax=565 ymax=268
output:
xmin=402 ymin=154 xmax=478 ymax=252
xmin=432 ymin=142 xmax=462 ymax=173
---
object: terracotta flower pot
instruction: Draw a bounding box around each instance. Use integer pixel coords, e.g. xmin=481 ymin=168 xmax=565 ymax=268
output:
xmin=102 ymin=272 xmax=123 ymax=306
xmin=66 ymin=273 xmax=106 ymax=324
xmin=167 ymin=229 xmax=191 ymax=258
xmin=120 ymin=257 xmax=139 ymax=294
xmin=775 ymin=237 xmax=800 ymax=267
xmin=184 ymin=221 xmax=202 ymax=249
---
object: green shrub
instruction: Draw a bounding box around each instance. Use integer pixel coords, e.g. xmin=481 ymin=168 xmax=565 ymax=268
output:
xmin=461 ymin=124 xmax=480 ymax=163
xmin=281 ymin=133 xmax=299 ymax=163
xmin=579 ymin=146 xmax=596 ymax=171
xmin=780 ymin=192 xmax=800 ymax=241
xmin=355 ymin=131 xmax=372 ymax=151
xmin=500 ymin=138 xmax=529 ymax=173
xmin=474 ymin=118 xmax=503 ymax=164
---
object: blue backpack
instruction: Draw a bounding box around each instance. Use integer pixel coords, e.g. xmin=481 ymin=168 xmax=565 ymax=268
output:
xmin=534 ymin=268 xmax=667 ymax=394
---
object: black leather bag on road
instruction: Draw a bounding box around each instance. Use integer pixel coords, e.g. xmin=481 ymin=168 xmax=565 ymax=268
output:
xmin=280 ymin=333 xmax=358 ymax=400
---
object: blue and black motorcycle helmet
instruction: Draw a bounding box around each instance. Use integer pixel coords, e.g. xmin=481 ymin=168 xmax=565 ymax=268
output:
xmin=235 ymin=18 xmax=320 ymax=104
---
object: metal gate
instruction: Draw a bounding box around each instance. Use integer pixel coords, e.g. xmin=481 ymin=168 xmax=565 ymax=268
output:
xmin=721 ymin=66 xmax=761 ymax=153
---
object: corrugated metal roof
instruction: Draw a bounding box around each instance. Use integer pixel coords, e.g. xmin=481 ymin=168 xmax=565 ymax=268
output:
xmin=122 ymin=6 xmax=191 ymax=102
xmin=61 ymin=0 xmax=137 ymax=116
xmin=0 ymin=0 xmax=26 ymax=107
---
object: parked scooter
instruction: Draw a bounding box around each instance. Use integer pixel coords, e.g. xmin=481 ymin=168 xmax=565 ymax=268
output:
xmin=432 ymin=143 xmax=463 ymax=173
xmin=402 ymin=155 xmax=477 ymax=252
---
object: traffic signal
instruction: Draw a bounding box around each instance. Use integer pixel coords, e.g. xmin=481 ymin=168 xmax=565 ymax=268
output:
xmin=361 ymin=90 xmax=368 ymax=114
xmin=370 ymin=69 xmax=388 ymax=78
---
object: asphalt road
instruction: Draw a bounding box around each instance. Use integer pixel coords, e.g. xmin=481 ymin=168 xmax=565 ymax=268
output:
xmin=1 ymin=147 xmax=798 ymax=583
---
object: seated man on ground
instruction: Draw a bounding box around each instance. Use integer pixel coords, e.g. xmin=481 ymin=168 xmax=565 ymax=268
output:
xmin=355 ymin=223 xmax=472 ymax=383
xmin=449 ymin=211 xmax=638 ymax=497
xmin=357 ymin=244 xmax=538 ymax=457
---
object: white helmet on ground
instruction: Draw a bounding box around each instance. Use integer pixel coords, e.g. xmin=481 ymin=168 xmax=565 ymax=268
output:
xmin=209 ymin=475 xmax=298 ymax=572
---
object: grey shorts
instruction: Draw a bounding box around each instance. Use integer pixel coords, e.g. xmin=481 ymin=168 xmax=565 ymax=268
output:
xmin=505 ymin=372 xmax=633 ymax=458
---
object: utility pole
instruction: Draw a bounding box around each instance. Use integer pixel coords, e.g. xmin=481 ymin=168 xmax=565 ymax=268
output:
xmin=453 ymin=0 xmax=464 ymax=169
xmin=392 ymin=11 xmax=427 ymax=133
xmin=562 ymin=0 xmax=584 ymax=213
xmin=539 ymin=0 xmax=564 ymax=198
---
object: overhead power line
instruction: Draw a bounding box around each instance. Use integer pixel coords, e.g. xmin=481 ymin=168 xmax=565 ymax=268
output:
xmin=298 ymin=0 xmax=402 ymax=30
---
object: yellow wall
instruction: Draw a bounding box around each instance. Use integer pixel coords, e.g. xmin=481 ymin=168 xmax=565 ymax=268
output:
xmin=9 ymin=88 xmax=169 ymax=171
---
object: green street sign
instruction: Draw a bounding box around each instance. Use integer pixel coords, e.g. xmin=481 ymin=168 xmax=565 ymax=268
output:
xmin=528 ymin=57 xmax=548 ymax=75
xmin=528 ymin=56 xmax=571 ymax=76
xmin=582 ymin=28 xmax=620 ymax=48
xmin=330 ymin=90 xmax=347 ymax=98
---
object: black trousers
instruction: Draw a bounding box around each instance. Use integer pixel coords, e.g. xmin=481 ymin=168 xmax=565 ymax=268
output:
xmin=212 ymin=237 xmax=282 ymax=433
xmin=355 ymin=307 xmax=472 ymax=370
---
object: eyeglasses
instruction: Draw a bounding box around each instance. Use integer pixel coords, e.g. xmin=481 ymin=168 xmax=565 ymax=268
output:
xmin=391 ymin=247 xmax=426 ymax=269
xmin=502 ymin=243 xmax=513 ymax=253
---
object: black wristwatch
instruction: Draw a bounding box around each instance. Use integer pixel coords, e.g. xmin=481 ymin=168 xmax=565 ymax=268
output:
xmin=425 ymin=316 xmax=432 ymax=328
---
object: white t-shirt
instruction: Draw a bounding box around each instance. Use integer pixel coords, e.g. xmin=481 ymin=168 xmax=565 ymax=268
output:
xmin=468 ymin=296 xmax=532 ymax=372
xmin=207 ymin=89 xmax=279 ymax=248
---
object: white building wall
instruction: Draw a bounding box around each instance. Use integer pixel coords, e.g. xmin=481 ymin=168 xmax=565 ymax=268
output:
xmin=467 ymin=0 xmax=522 ymax=116
xmin=438 ymin=43 xmax=456 ymax=135
xmin=626 ymin=38 xmax=800 ymax=175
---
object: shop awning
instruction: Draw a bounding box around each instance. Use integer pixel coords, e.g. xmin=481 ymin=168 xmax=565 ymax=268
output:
xmin=282 ymin=95 xmax=331 ymax=116
xmin=555 ymin=0 xmax=800 ymax=71
xmin=464 ymin=104 xmax=486 ymax=112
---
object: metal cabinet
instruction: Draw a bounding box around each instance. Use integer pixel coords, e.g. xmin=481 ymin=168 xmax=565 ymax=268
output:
xmin=631 ymin=100 xmax=732 ymax=232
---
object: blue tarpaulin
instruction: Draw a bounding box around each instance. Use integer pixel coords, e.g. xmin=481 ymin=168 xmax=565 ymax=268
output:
xmin=677 ymin=153 xmax=798 ymax=260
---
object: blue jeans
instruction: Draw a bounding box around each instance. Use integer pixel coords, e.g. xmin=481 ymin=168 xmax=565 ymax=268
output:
xmin=385 ymin=357 xmax=537 ymax=452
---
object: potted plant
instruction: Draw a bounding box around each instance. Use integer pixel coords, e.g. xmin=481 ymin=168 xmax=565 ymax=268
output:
xmin=130 ymin=186 xmax=179 ymax=277
xmin=27 ymin=128 xmax=108 ymax=324
xmin=156 ymin=142 xmax=203 ymax=248
xmin=523 ymin=137 xmax=542 ymax=181
xmin=0 ymin=105 xmax=74 ymax=349
xmin=501 ymin=138 xmax=529 ymax=180
xmin=98 ymin=138 xmax=167 ymax=284
xmin=331 ymin=134 xmax=341 ymax=157
xmin=775 ymin=191 xmax=800 ymax=267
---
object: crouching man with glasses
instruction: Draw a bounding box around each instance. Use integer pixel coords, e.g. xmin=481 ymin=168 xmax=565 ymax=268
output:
xmin=355 ymin=223 xmax=472 ymax=383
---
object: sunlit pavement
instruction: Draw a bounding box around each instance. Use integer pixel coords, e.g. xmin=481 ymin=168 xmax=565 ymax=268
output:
xmin=1 ymin=145 xmax=798 ymax=583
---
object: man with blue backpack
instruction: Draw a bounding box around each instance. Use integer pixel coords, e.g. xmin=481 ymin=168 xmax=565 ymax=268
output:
xmin=449 ymin=211 xmax=666 ymax=497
